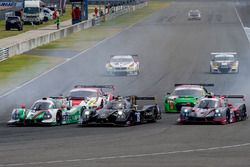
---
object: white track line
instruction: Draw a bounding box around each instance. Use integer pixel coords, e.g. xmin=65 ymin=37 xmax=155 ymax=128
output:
xmin=0 ymin=16 xmax=144 ymax=99
xmin=234 ymin=5 xmax=250 ymax=43
xmin=0 ymin=143 xmax=249 ymax=167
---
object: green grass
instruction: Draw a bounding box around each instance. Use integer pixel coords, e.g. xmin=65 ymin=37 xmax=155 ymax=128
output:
xmin=0 ymin=55 xmax=63 ymax=88
xmin=0 ymin=5 xmax=94 ymax=39
xmin=39 ymin=0 xmax=169 ymax=50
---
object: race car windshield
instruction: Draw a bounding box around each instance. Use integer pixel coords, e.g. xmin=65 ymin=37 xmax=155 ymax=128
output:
xmin=190 ymin=12 xmax=199 ymax=15
xmin=31 ymin=102 xmax=51 ymax=110
xmin=197 ymin=100 xmax=218 ymax=109
xmin=70 ymin=90 xmax=97 ymax=98
xmin=111 ymin=58 xmax=133 ymax=63
xmin=214 ymin=56 xmax=235 ymax=61
xmin=172 ymin=89 xmax=203 ymax=97
xmin=104 ymin=101 xmax=125 ymax=110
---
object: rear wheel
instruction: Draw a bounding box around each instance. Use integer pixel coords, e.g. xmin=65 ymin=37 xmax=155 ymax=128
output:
xmin=226 ymin=110 xmax=231 ymax=124
xmin=56 ymin=112 xmax=62 ymax=125
xmin=241 ymin=106 xmax=247 ymax=121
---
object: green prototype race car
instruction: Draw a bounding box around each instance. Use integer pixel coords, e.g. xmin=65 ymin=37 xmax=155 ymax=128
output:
xmin=8 ymin=97 xmax=83 ymax=126
xmin=164 ymin=84 xmax=214 ymax=113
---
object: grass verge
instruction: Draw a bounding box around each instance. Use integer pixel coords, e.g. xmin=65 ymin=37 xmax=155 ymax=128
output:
xmin=0 ymin=55 xmax=63 ymax=93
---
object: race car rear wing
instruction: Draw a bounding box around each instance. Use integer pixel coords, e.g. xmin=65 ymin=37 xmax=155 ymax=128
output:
xmin=49 ymin=96 xmax=65 ymax=100
xmin=208 ymin=95 xmax=245 ymax=101
xmin=174 ymin=83 xmax=214 ymax=87
xmin=67 ymin=96 xmax=85 ymax=100
xmin=211 ymin=52 xmax=237 ymax=55
xmin=110 ymin=54 xmax=138 ymax=58
xmin=74 ymin=85 xmax=114 ymax=90
xmin=129 ymin=96 xmax=156 ymax=105
xmin=217 ymin=95 xmax=245 ymax=100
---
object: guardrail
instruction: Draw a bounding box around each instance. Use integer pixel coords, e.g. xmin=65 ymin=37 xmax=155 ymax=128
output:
xmin=0 ymin=48 xmax=9 ymax=62
xmin=5 ymin=2 xmax=148 ymax=57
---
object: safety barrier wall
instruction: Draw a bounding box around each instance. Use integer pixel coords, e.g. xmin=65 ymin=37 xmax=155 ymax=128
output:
xmin=7 ymin=2 xmax=147 ymax=57
xmin=0 ymin=48 xmax=9 ymax=61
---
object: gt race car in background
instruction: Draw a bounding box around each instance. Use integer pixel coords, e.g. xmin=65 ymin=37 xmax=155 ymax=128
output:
xmin=105 ymin=55 xmax=140 ymax=76
xmin=188 ymin=9 xmax=201 ymax=20
xmin=8 ymin=97 xmax=82 ymax=126
xmin=68 ymin=85 xmax=114 ymax=109
xmin=178 ymin=95 xmax=247 ymax=125
xmin=80 ymin=96 xmax=161 ymax=126
xmin=164 ymin=84 xmax=214 ymax=113
xmin=210 ymin=52 xmax=239 ymax=73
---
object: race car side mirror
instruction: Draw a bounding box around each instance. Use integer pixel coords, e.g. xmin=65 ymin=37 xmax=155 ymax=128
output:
xmin=21 ymin=104 xmax=26 ymax=109
xmin=166 ymin=92 xmax=171 ymax=95
xmin=228 ymin=103 xmax=233 ymax=107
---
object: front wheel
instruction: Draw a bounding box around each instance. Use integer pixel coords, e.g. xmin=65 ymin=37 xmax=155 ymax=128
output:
xmin=226 ymin=110 xmax=231 ymax=124
xmin=56 ymin=112 xmax=62 ymax=125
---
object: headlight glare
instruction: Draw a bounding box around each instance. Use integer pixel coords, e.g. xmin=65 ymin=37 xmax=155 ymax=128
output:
xmin=118 ymin=110 xmax=123 ymax=115
xmin=85 ymin=111 xmax=90 ymax=115
xmin=43 ymin=111 xmax=52 ymax=119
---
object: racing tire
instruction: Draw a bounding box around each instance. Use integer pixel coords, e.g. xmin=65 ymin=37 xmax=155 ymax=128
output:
xmin=123 ymin=114 xmax=133 ymax=127
xmin=56 ymin=112 xmax=62 ymax=125
xmin=149 ymin=110 xmax=158 ymax=123
xmin=226 ymin=110 xmax=231 ymax=124
xmin=241 ymin=106 xmax=247 ymax=121
xmin=5 ymin=26 xmax=10 ymax=31
xmin=135 ymin=70 xmax=139 ymax=75
xmin=80 ymin=111 xmax=88 ymax=127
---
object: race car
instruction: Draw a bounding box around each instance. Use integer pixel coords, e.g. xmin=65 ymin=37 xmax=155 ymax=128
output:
xmin=164 ymin=84 xmax=214 ymax=113
xmin=68 ymin=85 xmax=114 ymax=109
xmin=188 ymin=9 xmax=201 ymax=20
xmin=8 ymin=97 xmax=82 ymax=126
xmin=178 ymin=95 xmax=247 ymax=125
xmin=210 ymin=52 xmax=239 ymax=73
xmin=79 ymin=96 xmax=161 ymax=126
xmin=105 ymin=55 xmax=139 ymax=76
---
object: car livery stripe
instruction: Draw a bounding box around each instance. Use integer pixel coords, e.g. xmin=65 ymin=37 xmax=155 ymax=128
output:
xmin=32 ymin=111 xmax=45 ymax=120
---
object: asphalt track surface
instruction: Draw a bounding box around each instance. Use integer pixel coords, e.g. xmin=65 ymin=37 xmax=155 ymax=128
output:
xmin=1 ymin=0 xmax=250 ymax=166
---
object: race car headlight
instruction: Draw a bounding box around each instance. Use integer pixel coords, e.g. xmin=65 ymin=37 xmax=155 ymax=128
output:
xmin=214 ymin=110 xmax=222 ymax=117
xmin=212 ymin=63 xmax=219 ymax=68
xmin=231 ymin=63 xmax=237 ymax=68
xmin=11 ymin=109 xmax=19 ymax=120
xmin=128 ymin=63 xmax=134 ymax=69
xmin=85 ymin=110 xmax=90 ymax=115
xmin=118 ymin=110 xmax=123 ymax=115
xmin=43 ymin=111 xmax=52 ymax=120
xmin=106 ymin=63 xmax=113 ymax=69
xmin=167 ymin=99 xmax=174 ymax=103
xmin=184 ymin=108 xmax=189 ymax=112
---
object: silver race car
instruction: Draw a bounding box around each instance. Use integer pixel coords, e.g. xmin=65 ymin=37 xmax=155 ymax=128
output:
xmin=188 ymin=9 xmax=201 ymax=20
xmin=210 ymin=52 xmax=239 ymax=73
xmin=106 ymin=55 xmax=140 ymax=76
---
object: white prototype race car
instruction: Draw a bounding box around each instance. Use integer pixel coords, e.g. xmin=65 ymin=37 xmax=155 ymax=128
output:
xmin=210 ymin=52 xmax=239 ymax=73
xmin=68 ymin=85 xmax=114 ymax=110
xmin=105 ymin=55 xmax=140 ymax=76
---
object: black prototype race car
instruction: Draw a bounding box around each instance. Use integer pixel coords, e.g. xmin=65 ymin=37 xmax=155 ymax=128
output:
xmin=79 ymin=96 xmax=161 ymax=126
xmin=178 ymin=95 xmax=247 ymax=125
